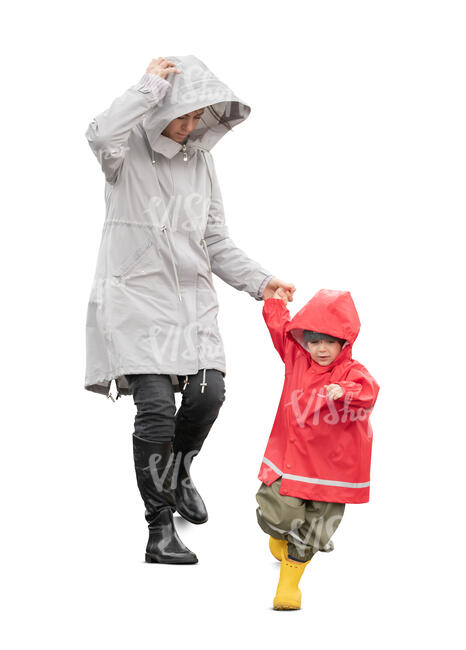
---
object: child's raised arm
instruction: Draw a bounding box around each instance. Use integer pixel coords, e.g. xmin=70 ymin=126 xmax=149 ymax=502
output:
xmin=262 ymin=290 xmax=291 ymax=362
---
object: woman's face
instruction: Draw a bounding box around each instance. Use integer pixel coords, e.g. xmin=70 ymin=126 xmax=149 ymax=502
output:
xmin=162 ymin=108 xmax=206 ymax=143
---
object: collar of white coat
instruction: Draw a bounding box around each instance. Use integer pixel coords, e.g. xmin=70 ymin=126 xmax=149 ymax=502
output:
xmin=150 ymin=133 xmax=202 ymax=159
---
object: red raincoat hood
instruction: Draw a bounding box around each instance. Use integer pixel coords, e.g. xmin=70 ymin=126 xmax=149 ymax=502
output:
xmin=285 ymin=289 xmax=361 ymax=369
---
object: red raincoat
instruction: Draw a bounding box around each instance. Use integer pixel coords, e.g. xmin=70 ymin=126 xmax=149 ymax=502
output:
xmin=258 ymin=290 xmax=379 ymax=504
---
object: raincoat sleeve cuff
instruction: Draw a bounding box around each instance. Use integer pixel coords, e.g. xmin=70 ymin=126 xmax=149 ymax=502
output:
xmin=332 ymin=381 xmax=358 ymax=400
xmin=333 ymin=376 xmax=380 ymax=409
xmin=133 ymin=73 xmax=171 ymax=97
xmin=257 ymin=274 xmax=274 ymax=299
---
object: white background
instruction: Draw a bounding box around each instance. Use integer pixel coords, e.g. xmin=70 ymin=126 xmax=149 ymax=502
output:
xmin=2 ymin=1 xmax=464 ymax=647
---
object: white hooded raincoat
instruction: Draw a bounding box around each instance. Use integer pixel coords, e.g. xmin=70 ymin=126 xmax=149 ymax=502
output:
xmin=84 ymin=55 xmax=273 ymax=398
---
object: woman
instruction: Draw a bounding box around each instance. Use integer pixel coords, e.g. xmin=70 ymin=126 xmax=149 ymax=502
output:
xmin=84 ymin=55 xmax=296 ymax=564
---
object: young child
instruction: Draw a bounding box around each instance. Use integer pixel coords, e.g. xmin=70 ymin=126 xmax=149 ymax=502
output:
xmin=256 ymin=288 xmax=380 ymax=610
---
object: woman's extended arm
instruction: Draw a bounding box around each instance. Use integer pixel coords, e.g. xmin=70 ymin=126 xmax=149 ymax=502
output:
xmin=202 ymin=150 xmax=274 ymax=300
xmin=84 ymin=58 xmax=179 ymax=184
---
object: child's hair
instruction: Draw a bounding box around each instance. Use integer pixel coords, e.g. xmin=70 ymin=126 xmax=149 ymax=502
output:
xmin=303 ymin=330 xmax=346 ymax=347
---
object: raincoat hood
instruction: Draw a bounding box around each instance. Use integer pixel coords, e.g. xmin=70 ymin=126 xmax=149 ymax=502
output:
xmin=142 ymin=55 xmax=251 ymax=157
xmin=285 ymin=289 xmax=361 ymax=369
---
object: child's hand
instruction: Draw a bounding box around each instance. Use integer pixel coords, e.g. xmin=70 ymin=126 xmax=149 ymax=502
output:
xmin=324 ymin=384 xmax=344 ymax=400
xmin=273 ymin=287 xmax=288 ymax=304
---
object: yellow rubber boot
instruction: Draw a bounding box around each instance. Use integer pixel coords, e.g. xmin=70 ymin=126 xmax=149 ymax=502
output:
xmin=269 ymin=536 xmax=287 ymax=561
xmin=273 ymin=548 xmax=311 ymax=611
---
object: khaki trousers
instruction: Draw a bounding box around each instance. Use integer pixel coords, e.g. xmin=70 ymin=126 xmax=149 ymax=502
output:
xmin=256 ymin=478 xmax=345 ymax=562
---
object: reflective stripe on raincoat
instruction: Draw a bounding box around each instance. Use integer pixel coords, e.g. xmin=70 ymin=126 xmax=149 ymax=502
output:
xmin=258 ymin=290 xmax=380 ymax=504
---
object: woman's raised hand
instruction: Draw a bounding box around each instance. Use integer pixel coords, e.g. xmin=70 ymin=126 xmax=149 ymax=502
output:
xmin=146 ymin=57 xmax=181 ymax=79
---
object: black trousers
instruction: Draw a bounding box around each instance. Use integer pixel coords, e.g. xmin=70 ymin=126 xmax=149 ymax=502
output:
xmin=126 ymin=369 xmax=226 ymax=454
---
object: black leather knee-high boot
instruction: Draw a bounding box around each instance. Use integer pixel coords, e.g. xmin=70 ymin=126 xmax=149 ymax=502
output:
xmin=132 ymin=434 xmax=198 ymax=564
xmin=172 ymin=447 xmax=208 ymax=525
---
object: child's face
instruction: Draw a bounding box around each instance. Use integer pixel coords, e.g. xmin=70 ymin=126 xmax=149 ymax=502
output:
xmin=306 ymin=339 xmax=342 ymax=366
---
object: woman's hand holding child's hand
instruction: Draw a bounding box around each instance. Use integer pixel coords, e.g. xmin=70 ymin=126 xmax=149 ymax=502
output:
xmin=324 ymin=384 xmax=344 ymax=400
xmin=263 ymin=277 xmax=296 ymax=302
xmin=273 ymin=288 xmax=288 ymax=304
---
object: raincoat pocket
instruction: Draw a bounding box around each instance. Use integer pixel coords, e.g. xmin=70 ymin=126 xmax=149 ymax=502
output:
xmin=114 ymin=239 xmax=154 ymax=279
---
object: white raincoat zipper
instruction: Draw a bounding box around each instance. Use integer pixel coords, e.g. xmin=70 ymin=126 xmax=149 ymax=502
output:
xmin=145 ymin=136 xmax=212 ymax=395
xmin=147 ymin=138 xmax=184 ymax=303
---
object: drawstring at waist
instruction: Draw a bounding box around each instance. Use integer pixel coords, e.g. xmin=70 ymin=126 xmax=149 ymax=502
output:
xmin=107 ymin=379 xmax=121 ymax=402
xmin=200 ymin=368 xmax=207 ymax=394
xmin=107 ymin=371 xmax=209 ymax=404
xmin=183 ymin=369 xmax=208 ymax=394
